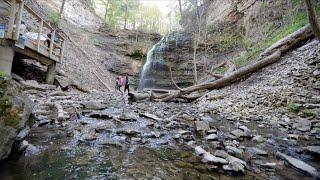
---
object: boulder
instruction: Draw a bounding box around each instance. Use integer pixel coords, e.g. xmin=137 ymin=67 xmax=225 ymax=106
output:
xmin=195 ymin=120 xmax=210 ymax=132
xmin=202 ymin=152 xmax=228 ymax=165
xmin=195 ymin=146 xmax=206 ymax=156
xmin=276 ymin=152 xmax=319 ymax=178
xmin=205 ymin=134 xmax=219 ymax=141
xmin=247 ymin=147 xmax=268 ymax=156
xmin=305 ymin=146 xmax=320 ymax=157
xmin=81 ymin=101 xmax=107 ymax=110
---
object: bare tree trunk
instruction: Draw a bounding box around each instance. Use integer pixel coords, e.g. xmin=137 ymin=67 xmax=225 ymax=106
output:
xmin=124 ymin=0 xmax=128 ymax=29
xmin=193 ymin=33 xmax=198 ymax=84
xmin=59 ymin=0 xmax=67 ymax=17
xmin=104 ymin=0 xmax=109 ymax=22
xmin=178 ymin=0 xmax=183 ymax=17
xmin=304 ymin=0 xmax=320 ymax=40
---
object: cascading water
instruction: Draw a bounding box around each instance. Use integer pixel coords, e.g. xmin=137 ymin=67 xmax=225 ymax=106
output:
xmin=137 ymin=32 xmax=193 ymax=91
xmin=137 ymin=36 xmax=166 ymax=91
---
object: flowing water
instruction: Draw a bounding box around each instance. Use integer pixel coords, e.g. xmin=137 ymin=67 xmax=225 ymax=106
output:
xmin=137 ymin=36 xmax=167 ymax=91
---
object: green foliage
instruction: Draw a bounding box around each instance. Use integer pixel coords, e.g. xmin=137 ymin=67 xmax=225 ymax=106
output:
xmin=231 ymin=2 xmax=320 ymax=68
xmin=48 ymin=11 xmax=61 ymax=27
xmin=96 ymin=0 xmax=177 ymax=34
xmin=0 ymin=80 xmax=20 ymax=128
xmin=3 ymin=108 xmax=20 ymax=128
xmin=0 ymin=71 xmax=5 ymax=79
xmin=287 ymin=103 xmax=301 ymax=113
xmin=302 ymin=109 xmax=316 ymax=117
xmin=155 ymin=148 xmax=181 ymax=161
xmin=129 ymin=48 xmax=145 ymax=58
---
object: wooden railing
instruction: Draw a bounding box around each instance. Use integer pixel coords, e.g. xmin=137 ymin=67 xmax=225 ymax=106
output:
xmin=6 ymin=0 xmax=65 ymax=63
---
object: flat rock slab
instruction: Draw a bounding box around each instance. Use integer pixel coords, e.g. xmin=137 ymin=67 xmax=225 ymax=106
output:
xmin=306 ymin=146 xmax=320 ymax=156
xmin=202 ymin=152 xmax=228 ymax=165
xmin=277 ymin=152 xmax=319 ymax=178
xmin=247 ymin=147 xmax=268 ymax=156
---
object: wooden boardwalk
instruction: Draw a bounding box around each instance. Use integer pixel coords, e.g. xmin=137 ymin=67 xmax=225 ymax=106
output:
xmin=1 ymin=0 xmax=66 ymax=84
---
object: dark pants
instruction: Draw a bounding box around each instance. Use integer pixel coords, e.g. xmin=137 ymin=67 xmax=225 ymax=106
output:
xmin=124 ymin=85 xmax=130 ymax=93
xmin=115 ymin=85 xmax=122 ymax=94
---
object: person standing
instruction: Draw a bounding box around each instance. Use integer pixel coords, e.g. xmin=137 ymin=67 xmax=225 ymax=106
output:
xmin=124 ymin=75 xmax=130 ymax=94
xmin=115 ymin=77 xmax=123 ymax=94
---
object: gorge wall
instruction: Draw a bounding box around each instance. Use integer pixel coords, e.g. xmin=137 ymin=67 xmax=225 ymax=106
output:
xmin=138 ymin=0 xmax=320 ymax=90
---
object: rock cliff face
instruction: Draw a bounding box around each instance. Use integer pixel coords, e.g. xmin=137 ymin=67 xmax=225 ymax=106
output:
xmin=20 ymin=0 xmax=160 ymax=90
xmin=0 ymin=79 xmax=33 ymax=161
xmin=139 ymin=0 xmax=319 ymax=89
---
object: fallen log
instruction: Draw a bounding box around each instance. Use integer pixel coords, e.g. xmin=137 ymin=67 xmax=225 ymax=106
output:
xmin=260 ymin=25 xmax=313 ymax=57
xmin=155 ymin=51 xmax=281 ymax=102
xmin=180 ymin=51 xmax=281 ymax=95
xmin=133 ymin=23 xmax=316 ymax=103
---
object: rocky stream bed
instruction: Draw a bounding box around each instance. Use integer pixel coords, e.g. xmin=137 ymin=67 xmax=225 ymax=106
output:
xmin=0 ymin=41 xmax=319 ymax=179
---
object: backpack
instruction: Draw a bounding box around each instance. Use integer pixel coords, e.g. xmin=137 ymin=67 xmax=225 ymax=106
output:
xmin=119 ymin=76 xmax=125 ymax=86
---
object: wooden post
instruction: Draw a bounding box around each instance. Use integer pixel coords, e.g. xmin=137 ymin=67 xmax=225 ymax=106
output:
xmin=13 ymin=1 xmax=24 ymax=41
xmin=37 ymin=20 xmax=43 ymax=51
xmin=49 ymin=30 xmax=56 ymax=58
xmin=6 ymin=0 xmax=17 ymax=39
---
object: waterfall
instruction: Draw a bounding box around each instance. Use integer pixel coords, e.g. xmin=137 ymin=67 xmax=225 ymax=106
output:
xmin=137 ymin=37 xmax=166 ymax=91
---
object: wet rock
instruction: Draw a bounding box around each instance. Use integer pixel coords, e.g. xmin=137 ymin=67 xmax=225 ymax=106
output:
xmin=89 ymin=111 xmax=112 ymax=119
xmin=140 ymin=113 xmax=163 ymax=121
xmin=181 ymin=114 xmax=195 ymax=121
xmin=178 ymin=130 xmax=192 ymax=136
xmin=252 ymin=135 xmax=265 ymax=143
xmin=207 ymin=129 xmax=217 ymax=134
xmin=214 ymin=150 xmax=230 ymax=159
xmin=186 ymin=141 xmax=197 ymax=148
xmin=21 ymin=80 xmax=55 ymax=91
xmin=16 ymin=127 xmax=30 ymax=141
xmin=288 ymin=134 xmax=299 ymax=140
xmin=195 ymin=146 xmax=206 ymax=156
xmin=119 ymin=112 xmax=139 ymax=121
xmin=80 ymin=133 xmax=97 ymax=142
xmin=205 ymin=134 xmax=218 ymax=141
xmin=202 ymin=152 xmax=228 ymax=165
xmin=81 ymin=101 xmax=107 ymax=110
xmin=313 ymin=70 xmax=320 ymax=77
xmin=305 ymin=146 xmax=320 ymax=157
xmin=25 ymin=144 xmax=41 ymax=156
xmin=231 ymin=129 xmax=246 ymax=138
xmin=223 ymin=160 xmax=245 ymax=174
xmin=247 ymin=147 xmax=268 ymax=156
xmin=165 ymin=121 xmax=180 ymax=128
xmin=266 ymin=163 xmax=278 ymax=170
xmin=18 ymin=140 xmax=29 ymax=152
xmin=37 ymin=119 xmax=52 ymax=126
xmin=117 ymin=129 xmax=140 ymax=137
xmin=276 ymin=152 xmax=319 ymax=178
xmin=195 ymin=120 xmax=210 ymax=132
xmin=226 ymin=146 xmax=243 ymax=155
xmin=142 ymin=132 xmax=163 ymax=138
xmin=214 ymin=150 xmax=247 ymax=168
xmin=293 ymin=120 xmax=311 ymax=132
